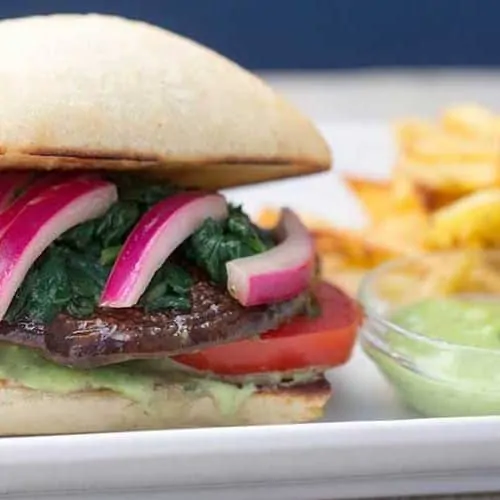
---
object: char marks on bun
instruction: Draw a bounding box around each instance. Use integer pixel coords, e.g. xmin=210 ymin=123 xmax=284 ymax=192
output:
xmin=0 ymin=13 xmax=330 ymax=189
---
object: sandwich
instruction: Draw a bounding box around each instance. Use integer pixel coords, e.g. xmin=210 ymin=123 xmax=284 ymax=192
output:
xmin=0 ymin=13 xmax=360 ymax=435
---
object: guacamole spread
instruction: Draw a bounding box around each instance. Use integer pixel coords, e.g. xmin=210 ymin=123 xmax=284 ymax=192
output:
xmin=0 ymin=343 xmax=258 ymax=414
xmin=364 ymin=296 xmax=500 ymax=417
xmin=0 ymin=343 xmax=321 ymax=417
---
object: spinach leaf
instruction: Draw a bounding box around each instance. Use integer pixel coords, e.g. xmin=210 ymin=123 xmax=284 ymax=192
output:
xmin=5 ymin=248 xmax=71 ymax=323
xmin=59 ymin=218 xmax=98 ymax=253
xmin=185 ymin=205 xmax=274 ymax=283
xmin=61 ymin=201 xmax=140 ymax=252
xmin=139 ymin=263 xmax=193 ymax=312
xmin=110 ymin=173 xmax=178 ymax=207
xmin=227 ymin=205 xmax=269 ymax=253
xmin=100 ymin=245 xmax=122 ymax=266
xmin=65 ymin=249 xmax=110 ymax=318
xmin=95 ymin=201 xmax=141 ymax=248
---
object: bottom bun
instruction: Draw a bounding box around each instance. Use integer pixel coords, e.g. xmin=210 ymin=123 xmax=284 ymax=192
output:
xmin=0 ymin=379 xmax=331 ymax=436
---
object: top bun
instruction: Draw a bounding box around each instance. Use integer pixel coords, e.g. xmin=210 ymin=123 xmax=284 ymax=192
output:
xmin=0 ymin=13 xmax=331 ymax=189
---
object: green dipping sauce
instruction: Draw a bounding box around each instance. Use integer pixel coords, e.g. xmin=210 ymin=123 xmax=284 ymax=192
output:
xmin=363 ymin=296 xmax=500 ymax=417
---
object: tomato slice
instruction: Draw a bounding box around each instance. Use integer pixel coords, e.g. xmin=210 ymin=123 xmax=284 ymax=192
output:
xmin=173 ymin=282 xmax=361 ymax=375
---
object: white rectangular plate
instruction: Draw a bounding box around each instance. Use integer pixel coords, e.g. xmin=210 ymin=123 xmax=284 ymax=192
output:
xmin=3 ymin=123 xmax=500 ymax=500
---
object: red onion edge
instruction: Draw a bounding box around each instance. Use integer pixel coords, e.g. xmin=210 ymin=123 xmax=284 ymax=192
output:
xmin=226 ymin=208 xmax=315 ymax=307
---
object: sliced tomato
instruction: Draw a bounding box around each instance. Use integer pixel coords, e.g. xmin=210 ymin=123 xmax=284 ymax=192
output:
xmin=173 ymin=282 xmax=361 ymax=375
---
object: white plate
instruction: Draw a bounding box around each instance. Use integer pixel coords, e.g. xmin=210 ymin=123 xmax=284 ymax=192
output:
xmin=3 ymin=123 xmax=500 ymax=500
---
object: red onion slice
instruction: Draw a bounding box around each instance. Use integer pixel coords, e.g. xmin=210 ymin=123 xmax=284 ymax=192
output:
xmin=0 ymin=173 xmax=85 ymax=238
xmin=226 ymin=208 xmax=314 ymax=307
xmin=0 ymin=173 xmax=31 ymax=211
xmin=100 ymin=192 xmax=228 ymax=308
xmin=0 ymin=178 xmax=117 ymax=320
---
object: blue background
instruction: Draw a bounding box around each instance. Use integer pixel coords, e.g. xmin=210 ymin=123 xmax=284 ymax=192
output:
xmin=2 ymin=0 xmax=498 ymax=70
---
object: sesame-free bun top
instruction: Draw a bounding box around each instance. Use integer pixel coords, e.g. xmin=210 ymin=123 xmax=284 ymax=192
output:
xmin=0 ymin=13 xmax=331 ymax=189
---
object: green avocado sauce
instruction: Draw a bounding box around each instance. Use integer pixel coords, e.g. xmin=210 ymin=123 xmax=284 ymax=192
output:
xmin=364 ymin=297 xmax=500 ymax=417
xmin=0 ymin=344 xmax=323 ymax=415
xmin=0 ymin=343 xmax=260 ymax=413
xmin=0 ymin=344 xmax=157 ymax=404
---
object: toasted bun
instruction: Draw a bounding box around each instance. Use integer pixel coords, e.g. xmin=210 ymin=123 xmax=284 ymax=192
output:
xmin=0 ymin=380 xmax=330 ymax=436
xmin=0 ymin=13 xmax=330 ymax=189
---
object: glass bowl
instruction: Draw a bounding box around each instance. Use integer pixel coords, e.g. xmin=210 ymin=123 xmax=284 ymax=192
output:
xmin=358 ymin=249 xmax=500 ymax=417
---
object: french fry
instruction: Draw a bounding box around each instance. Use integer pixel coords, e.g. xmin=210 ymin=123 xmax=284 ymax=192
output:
xmin=375 ymin=251 xmax=479 ymax=303
xmin=426 ymin=189 xmax=500 ymax=248
xmin=314 ymin=226 xmax=398 ymax=266
xmin=393 ymin=106 xmax=500 ymax=206
xmin=315 ymin=213 xmax=426 ymax=268
xmin=396 ymin=157 xmax=500 ymax=193
xmin=469 ymin=259 xmax=500 ymax=293
xmin=418 ymin=251 xmax=479 ymax=297
xmin=391 ymin=170 xmax=442 ymax=213
xmin=363 ymin=212 xmax=427 ymax=257
xmin=343 ymin=176 xmax=395 ymax=223
xmin=402 ymin=179 xmax=463 ymax=212
xmin=415 ymin=251 xmax=500 ymax=297
xmin=405 ymin=133 xmax=498 ymax=164
xmin=441 ymin=103 xmax=500 ymax=140
xmin=346 ymin=165 xmax=466 ymax=218
xmin=393 ymin=119 xmax=440 ymax=152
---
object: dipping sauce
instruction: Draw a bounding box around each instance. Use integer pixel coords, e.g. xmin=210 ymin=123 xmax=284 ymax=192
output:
xmin=362 ymin=296 xmax=500 ymax=417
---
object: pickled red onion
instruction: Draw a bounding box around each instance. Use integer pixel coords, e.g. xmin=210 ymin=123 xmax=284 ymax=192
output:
xmin=226 ymin=208 xmax=314 ymax=307
xmin=0 ymin=178 xmax=117 ymax=320
xmin=0 ymin=173 xmax=85 ymax=238
xmin=100 ymin=192 xmax=228 ymax=308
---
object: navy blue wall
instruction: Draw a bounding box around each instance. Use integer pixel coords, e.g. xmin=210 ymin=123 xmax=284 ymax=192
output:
xmin=2 ymin=0 xmax=500 ymax=70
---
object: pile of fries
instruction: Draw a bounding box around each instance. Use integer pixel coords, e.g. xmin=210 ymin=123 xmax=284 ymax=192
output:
xmin=257 ymin=103 xmax=500 ymax=297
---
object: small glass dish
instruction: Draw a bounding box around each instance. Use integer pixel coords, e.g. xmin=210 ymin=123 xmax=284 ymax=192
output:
xmin=358 ymin=249 xmax=500 ymax=417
